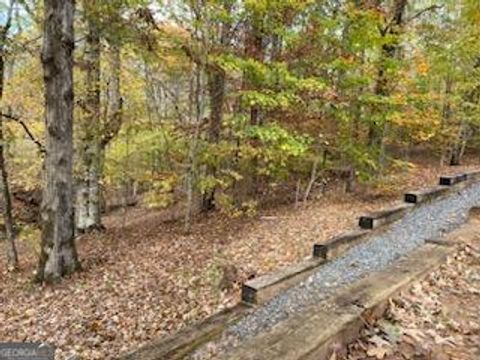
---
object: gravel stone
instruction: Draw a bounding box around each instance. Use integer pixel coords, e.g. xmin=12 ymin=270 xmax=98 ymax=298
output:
xmin=197 ymin=182 xmax=480 ymax=357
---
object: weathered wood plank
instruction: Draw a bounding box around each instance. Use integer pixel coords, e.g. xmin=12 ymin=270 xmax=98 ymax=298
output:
xmin=404 ymin=185 xmax=449 ymax=204
xmin=313 ymin=230 xmax=369 ymax=260
xmin=464 ymin=170 xmax=480 ymax=181
xmin=439 ymin=173 xmax=467 ymax=186
xmin=120 ymin=304 xmax=248 ymax=360
xmin=221 ymin=218 xmax=480 ymax=360
xmin=242 ymin=257 xmax=325 ymax=305
xmin=358 ymin=203 xmax=414 ymax=230
xmin=222 ymin=244 xmax=453 ymax=360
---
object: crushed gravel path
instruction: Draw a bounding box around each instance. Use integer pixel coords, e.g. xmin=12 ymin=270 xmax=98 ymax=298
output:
xmin=198 ymin=182 xmax=480 ymax=358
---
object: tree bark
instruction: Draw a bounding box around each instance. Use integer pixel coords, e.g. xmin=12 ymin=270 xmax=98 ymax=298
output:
xmin=97 ymin=42 xmax=123 ymax=211
xmin=102 ymin=43 xmax=123 ymax=147
xmin=0 ymin=122 xmax=18 ymax=271
xmin=245 ymin=20 xmax=264 ymax=126
xmin=201 ymin=18 xmax=229 ymax=211
xmin=183 ymin=3 xmax=232 ymax=212
xmin=37 ymin=0 xmax=80 ymax=282
xmin=449 ymin=120 xmax=470 ymax=166
xmin=201 ymin=68 xmax=225 ymax=211
xmin=368 ymin=0 xmax=408 ymax=154
xmin=77 ymin=14 xmax=103 ymax=232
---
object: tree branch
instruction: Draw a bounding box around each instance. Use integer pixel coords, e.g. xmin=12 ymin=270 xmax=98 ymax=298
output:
xmin=1 ymin=0 xmax=16 ymax=39
xmin=182 ymin=44 xmax=221 ymax=74
xmin=382 ymin=3 xmax=442 ymax=36
xmin=0 ymin=113 xmax=45 ymax=154
xmin=407 ymin=4 xmax=443 ymax=24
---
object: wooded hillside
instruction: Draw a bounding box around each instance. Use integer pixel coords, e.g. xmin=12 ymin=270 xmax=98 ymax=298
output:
xmin=0 ymin=0 xmax=480 ymax=281
xmin=1 ymin=1 xmax=480 ymax=358
xmin=1 ymin=1 xmax=479 ymax=267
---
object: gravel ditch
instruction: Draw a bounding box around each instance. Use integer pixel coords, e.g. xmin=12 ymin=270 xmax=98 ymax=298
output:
xmin=191 ymin=181 xmax=480 ymax=359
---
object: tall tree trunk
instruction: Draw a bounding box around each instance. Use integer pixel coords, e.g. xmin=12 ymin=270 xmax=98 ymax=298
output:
xmin=103 ymin=43 xmax=123 ymax=147
xmin=245 ymin=22 xmax=264 ymax=126
xmin=0 ymin=0 xmax=18 ymax=271
xmin=369 ymin=0 xmax=408 ymax=159
xmin=99 ymin=42 xmax=123 ymax=208
xmin=86 ymin=142 xmax=102 ymax=229
xmin=202 ymin=58 xmax=227 ymax=210
xmin=237 ymin=18 xmax=265 ymax=201
xmin=77 ymin=15 xmax=103 ymax=232
xmin=439 ymin=76 xmax=453 ymax=165
xmin=449 ymin=122 xmax=469 ymax=166
xmin=449 ymin=113 xmax=471 ymax=166
xmin=449 ymin=58 xmax=480 ymax=166
xmin=37 ymin=0 xmax=80 ymax=282
xmin=0 ymin=122 xmax=18 ymax=271
xmin=184 ymin=3 xmax=231 ymax=212
xmin=184 ymin=64 xmax=203 ymax=233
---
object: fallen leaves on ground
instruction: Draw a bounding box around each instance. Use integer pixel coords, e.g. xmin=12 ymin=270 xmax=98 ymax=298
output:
xmin=0 ymin=160 xmax=478 ymax=360
xmin=340 ymin=243 xmax=480 ymax=360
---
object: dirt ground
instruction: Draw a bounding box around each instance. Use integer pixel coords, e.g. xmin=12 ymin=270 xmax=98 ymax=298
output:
xmin=340 ymin=242 xmax=480 ymax=360
xmin=1 ymin=157 xmax=479 ymax=360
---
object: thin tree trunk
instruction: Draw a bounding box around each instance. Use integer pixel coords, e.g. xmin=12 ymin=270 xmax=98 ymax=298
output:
xmin=87 ymin=141 xmax=102 ymax=228
xmin=0 ymin=121 xmax=17 ymax=270
xmin=246 ymin=22 xmax=264 ymax=126
xmin=440 ymin=76 xmax=452 ymax=164
xmin=184 ymin=64 xmax=203 ymax=233
xmin=369 ymin=0 xmax=408 ymax=160
xmin=450 ymin=121 xmax=469 ymax=166
xmin=143 ymin=61 xmax=159 ymax=127
xmin=202 ymin=68 xmax=225 ymax=211
xmin=37 ymin=0 xmax=80 ymax=282
xmin=0 ymin=0 xmax=18 ymax=271
xmin=97 ymin=43 xmax=123 ymax=215
xmin=201 ymin=4 xmax=231 ymax=211
xmin=77 ymin=12 xmax=103 ymax=232
xmin=103 ymin=43 xmax=123 ymax=145
xmin=303 ymin=157 xmax=319 ymax=203
xmin=294 ymin=178 xmax=301 ymax=209
xmin=239 ymin=18 xmax=265 ymax=199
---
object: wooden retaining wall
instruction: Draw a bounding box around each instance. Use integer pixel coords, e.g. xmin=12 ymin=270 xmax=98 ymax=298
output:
xmin=120 ymin=170 xmax=480 ymax=360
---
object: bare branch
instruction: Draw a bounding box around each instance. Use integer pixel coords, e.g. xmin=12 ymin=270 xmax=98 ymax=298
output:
xmin=407 ymin=4 xmax=444 ymax=24
xmin=0 ymin=113 xmax=45 ymax=154
xmin=16 ymin=0 xmax=40 ymax=25
xmin=0 ymin=0 xmax=16 ymax=43
xmin=382 ymin=3 xmax=442 ymax=36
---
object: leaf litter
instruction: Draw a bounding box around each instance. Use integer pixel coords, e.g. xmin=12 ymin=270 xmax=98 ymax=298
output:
xmin=340 ymin=243 xmax=480 ymax=360
xmin=0 ymin=161 xmax=479 ymax=360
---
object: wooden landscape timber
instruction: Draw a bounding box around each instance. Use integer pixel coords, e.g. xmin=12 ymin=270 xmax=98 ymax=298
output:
xmin=464 ymin=169 xmax=480 ymax=181
xmin=439 ymin=173 xmax=468 ymax=186
xmin=312 ymin=230 xmax=369 ymax=260
xmin=358 ymin=203 xmax=414 ymax=230
xmin=121 ymin=172 xmax=480 ymax=359
xmin=404 ymin=185 xmax=450 ymax=204
xmin=358 ymin=169 xmax=474 ymax=234
xmin=241 ymin=257 xmax=325 ymax=305
xmin=404 ymin=171 xmax=480 ymax=204
xmin=120 ymin=304 xmax=249 ymax=360
xmin=243 ymin=206 xmax=397 ymax=306
xmin=221 ymin=216 xmax=480 ymax=360
xmin=223 ymin=244 xmax=453 ymax=360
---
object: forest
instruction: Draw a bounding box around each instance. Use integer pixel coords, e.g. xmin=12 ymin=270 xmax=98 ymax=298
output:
xmin=1 ymin=0 xmax=480 ymax=359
